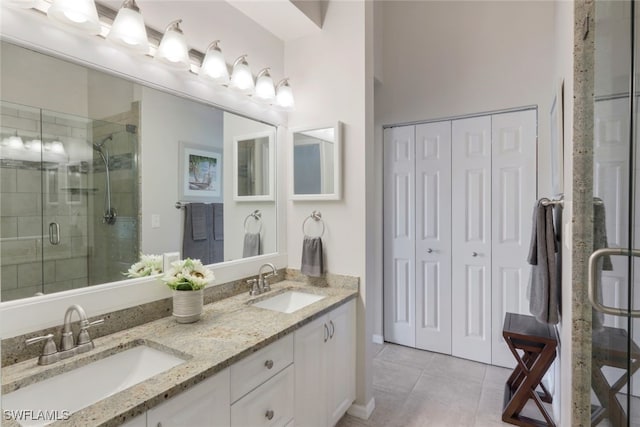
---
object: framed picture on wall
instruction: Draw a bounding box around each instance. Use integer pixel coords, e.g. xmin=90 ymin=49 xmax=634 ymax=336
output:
xmin=179 ymin=142 xmax=222 ymax=202
xmin=550 ymin=80 xmax=565 ymax=195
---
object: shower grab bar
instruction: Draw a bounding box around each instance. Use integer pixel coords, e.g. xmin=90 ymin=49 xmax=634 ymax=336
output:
xmin=589 ymin=247 xmax=640 ymax=317
xmin=49 ymin=222 xmax=60 ymax=245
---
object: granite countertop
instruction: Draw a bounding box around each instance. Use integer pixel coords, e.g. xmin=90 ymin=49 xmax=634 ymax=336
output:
xmin=1 ymin=281 xmax=358 ymax=427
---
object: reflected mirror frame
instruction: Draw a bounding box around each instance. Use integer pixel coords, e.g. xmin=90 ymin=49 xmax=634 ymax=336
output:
xmin=290 ymin=121 xmax=342 ymax=201
xmin=232 ymin=130 xmax=276 ymax=201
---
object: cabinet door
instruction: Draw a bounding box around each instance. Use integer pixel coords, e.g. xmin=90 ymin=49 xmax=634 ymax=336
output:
xmin=294 ymin=314 xmax=328 ymax=427
xmin=451 ymin=116 xmax=492 ymax=364
xmin=383 ymin=126 xmax=416 ymax=347
xmin=231 ymin=365 xmax=294 ymax=427
xmin=147 ymin=368 xmax=230 ymax=427
xmin=490 ymin=110 xmax=537 ymax=367
xmin=415 ymin=121 xmax=452 ymax=354
xmin=327 ymin=299 xmax=356 ymax=426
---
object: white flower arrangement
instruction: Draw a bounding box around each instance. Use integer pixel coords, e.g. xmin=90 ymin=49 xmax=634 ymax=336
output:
xmin=125 ymin=253 xmax=163 ymax=278
xmin=162 ymin=258 xmax=214 ymax=291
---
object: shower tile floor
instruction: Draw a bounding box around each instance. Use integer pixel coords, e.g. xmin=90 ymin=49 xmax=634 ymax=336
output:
xmin=336 ymin=343 xmax=551 ymax=427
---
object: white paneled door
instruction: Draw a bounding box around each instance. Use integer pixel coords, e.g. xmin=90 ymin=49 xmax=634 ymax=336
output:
xmin=451 ymin=116 xmax=493 ymax=364
xmin=383 ymin=109 xmax=536 ymax=366
xmin=383 ymin=125 xmax=416 ymax=347
xmin=415 ymin=122 xmax=452 ymax=354
xmin=490 ymin=110 xmax=537 ymax=367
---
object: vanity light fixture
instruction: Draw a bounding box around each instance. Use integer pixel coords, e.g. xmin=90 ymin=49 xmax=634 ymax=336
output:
xmin=254 ymin=68 xmax=276 ymax=103
xmin=230 ymin=55 xmax=255 ymax=95
xmin=3 ymin=132 xmax=25 ymax=150
xmin=155 ymin=19 xmax=191 ymax=70
xmin=107 ymin=0 xmax=149 ymax=54
xmin=200 ymin=41 xmax=230 ymax=84
xmin=275 ymin=78 xmax=295 ymax=111
xmin=48 ymin=0 xmax=101 ymax=35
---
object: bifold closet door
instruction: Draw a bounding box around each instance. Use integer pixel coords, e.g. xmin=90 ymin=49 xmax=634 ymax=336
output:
xmin=383 ymin=125 xmax=416 ymax=347
xmin=490 ymin=110 xmax=537 ymax=368
xmin=415 ymin=122 xmax=452 ymax=354
xmin=451 ymin=116 xmax=492 ymax=364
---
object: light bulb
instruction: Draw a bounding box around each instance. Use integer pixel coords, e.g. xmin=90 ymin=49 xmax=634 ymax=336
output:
xmin=107 ymin=0 xmax=149 ymax=54
xmin=200 ymin=41 xmax=229 ymax=84
xmin=155 ymin=19 xmax=190 ymax=70
xmin=276 ymin=79 xmax=295 ymax=111
xmin=254 ymin=68 xmax=275 ymax=103
xmin=27 ymin=139 xmax=42 ymax=152
xmin=230 ymin=55 xmax=255 ymax=95
xmin=48 ymin=0 xmax=101 ymax=35
xmin=4 ymin=135 xmax=24 ymax=149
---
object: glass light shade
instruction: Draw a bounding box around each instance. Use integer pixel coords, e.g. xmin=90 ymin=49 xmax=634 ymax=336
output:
xmin=254 ymin=68 xmax=275 ymax=103
xmin=200 ymin=41 xmax=229 ymax=84
xmin=107 ymin=4 xmax=149 ymax=54
xmin=27 ymin=139 xmax=42 ymax=152
xmin=5 ymin=0 xmax=38 ymax=8
xmin=4 ymin=135 xmax=24 ymax=149
xmin=230 ymin=56 xmax=255 ymax=95
xmin=276 ymin=79 xmax=295 ymax=110
xmin=48 ymin=0 xmax=101 ymax=35
xmin=155 ymin=20 xmax=190 ymax=70
xmin=49 ymin=141 xmax=66 ymax=154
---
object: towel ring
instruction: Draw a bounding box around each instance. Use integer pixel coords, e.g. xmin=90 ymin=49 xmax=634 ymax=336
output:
xmin=244 ymin=210 xmax=263 ymax=234
xmin=302 ymin=210 xmax=325 ymax=238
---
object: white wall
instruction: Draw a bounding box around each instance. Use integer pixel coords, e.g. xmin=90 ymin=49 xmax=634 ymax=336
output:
xmin=140 ymin=86 xmax=223 ymax=255
xmin=223 ymin=113 xmax=277 ymax=261
xmin=373 ymin=0 xmax=556 ymax=338
xmin=284 ymin=0 xmax=373 ymax=412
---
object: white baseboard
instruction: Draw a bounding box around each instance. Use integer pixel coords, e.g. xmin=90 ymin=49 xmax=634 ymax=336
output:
xmin=372 ymin=334 xmax=384 ymax=344
xmin=348 ymin=397 xmax=376 ymax=420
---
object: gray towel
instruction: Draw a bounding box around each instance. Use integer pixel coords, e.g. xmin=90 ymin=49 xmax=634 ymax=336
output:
xmin=301 ymin=237 xmax=324 ymax=277
xmin=592 ymin=202 xmax=613 ymax=330
xmin=213 ymin=203 xmax=224 ymax=241
xmin=528 ymin=200 xmax=559 ymax=325
xmin=191 ymin=203 xmax=207 ymax=241
xmin=243 ymin=233 xmax=261 ymax=258
xmin=183 ymin=203 xmax=214 ymax=264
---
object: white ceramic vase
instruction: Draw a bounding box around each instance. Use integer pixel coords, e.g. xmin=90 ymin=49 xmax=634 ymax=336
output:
xmin=172 ymin=289 xmax=203 ymax=323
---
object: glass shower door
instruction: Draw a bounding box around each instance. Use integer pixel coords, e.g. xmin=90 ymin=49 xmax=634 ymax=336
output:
xmin=591 ymin=1 xmax=640 ymax=425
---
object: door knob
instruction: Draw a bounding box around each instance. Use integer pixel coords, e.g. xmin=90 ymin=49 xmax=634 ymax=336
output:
xmin=427 ymin=248 xmax=433 ymax=253
xmin=472 ymin=252 xmax=478 ymax=257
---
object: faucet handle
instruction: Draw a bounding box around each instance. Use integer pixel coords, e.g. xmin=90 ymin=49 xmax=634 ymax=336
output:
xmin=26 ymin=334 xmax=59 ymax=365
xmin=247 ymin=279 xmax=259 ymax=295
xmin=77 ymin=318 xmax=104 ymax=346
xmin=25 ymin=333 xmax=57 ymax=354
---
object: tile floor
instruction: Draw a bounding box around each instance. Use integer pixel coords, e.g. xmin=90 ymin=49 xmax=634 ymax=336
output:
xmin=336 ymin=342 xmax=516 ymax=427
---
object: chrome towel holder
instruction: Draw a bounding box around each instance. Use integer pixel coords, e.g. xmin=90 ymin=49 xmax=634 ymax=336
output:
xmin=302 ymin=210 xmax=325 ymax=238
xmin=244 ymin=210 xmax=263 ymax=234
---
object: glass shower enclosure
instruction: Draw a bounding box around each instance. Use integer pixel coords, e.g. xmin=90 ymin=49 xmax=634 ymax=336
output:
xmin=0 ymin=100 xmax=139 ymax=302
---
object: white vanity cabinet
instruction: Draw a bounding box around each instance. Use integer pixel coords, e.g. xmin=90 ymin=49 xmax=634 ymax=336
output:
xmin=294 ymin=299 xmax=356 ymax=427
xmin=146 ymin=368 xmax=231 ymax=427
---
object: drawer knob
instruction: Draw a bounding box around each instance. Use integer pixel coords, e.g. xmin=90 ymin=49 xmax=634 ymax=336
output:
xmin=265 ymin=359 xmax=274 ymax=369
xmin=265 ymin=409 xmax=274 ymax=420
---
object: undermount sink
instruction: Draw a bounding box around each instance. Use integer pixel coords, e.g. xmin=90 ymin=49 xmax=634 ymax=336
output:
xmin=252 ymin=291 xmax=325 ymax=314
xmin=3 ymin=344 xmax=186 ymax=426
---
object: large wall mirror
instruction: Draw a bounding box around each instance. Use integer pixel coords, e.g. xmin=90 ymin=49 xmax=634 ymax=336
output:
xmin=290 ymin=122 xmax=342 ymax=200
xmin=0 ymin=41 xmax=278 ymax=303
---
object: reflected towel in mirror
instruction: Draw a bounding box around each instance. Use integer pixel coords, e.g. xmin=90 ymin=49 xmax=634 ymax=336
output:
xmin=243 ymin=232 xmax=261 ymax=258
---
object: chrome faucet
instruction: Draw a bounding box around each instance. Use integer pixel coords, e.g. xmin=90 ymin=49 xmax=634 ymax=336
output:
xmin=248 ymin=263 xmax=277 ymax=296
xmin=25 ymin=304 xmax=104 ymax=365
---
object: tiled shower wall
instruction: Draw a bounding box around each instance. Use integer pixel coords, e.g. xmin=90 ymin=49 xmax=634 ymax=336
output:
xmin=1 ymin=101 xmax=140 ymax=301
xmin=1 ymin=103 xmax=91 ymax=301
xmin=89 ymin=103 xmax=139 ymax=285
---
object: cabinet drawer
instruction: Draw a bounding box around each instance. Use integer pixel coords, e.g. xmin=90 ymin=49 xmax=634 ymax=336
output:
xmin=231 ymin=364 xmax=294 ymax=427
xmin=231 ymin=334 xmax=293 ymax=402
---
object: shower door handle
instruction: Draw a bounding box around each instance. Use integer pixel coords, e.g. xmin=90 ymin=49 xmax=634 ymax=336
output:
xmin=49 ymin=222 xmax=60 ymax=245
xmin=589 ymin=247 xmax=640 ymax=317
